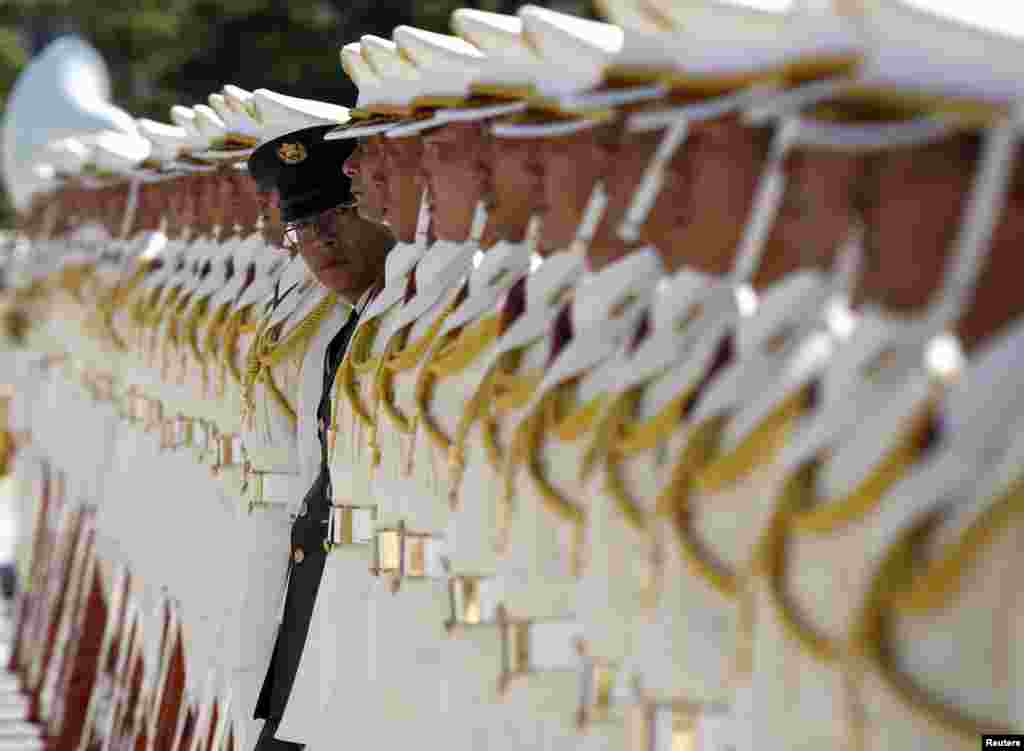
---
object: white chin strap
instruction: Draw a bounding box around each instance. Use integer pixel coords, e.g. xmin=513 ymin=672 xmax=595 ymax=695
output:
xmin=728 ymin=118 xmax=800 ymax=286
xmin=414 ymin=190 xmax=431 ymax=246
xmin=618 ymin=119 xmax=689 ymax=245
xmin=926 ymin=109 xmax=1022 ymax=335
xmin=470 ymin=199 xmax=489 ymax=246
xmin=119 ymin=177 xmax=141 ymax=241
xmin=568 ymin=181 xmax=608 ymax=257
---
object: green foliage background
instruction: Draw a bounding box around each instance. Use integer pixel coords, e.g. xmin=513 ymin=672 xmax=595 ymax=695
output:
xmin=0 ymin=0 xmax=591 ymax=226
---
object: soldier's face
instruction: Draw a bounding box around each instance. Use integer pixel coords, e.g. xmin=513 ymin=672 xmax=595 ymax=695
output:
xmin=855 ymin=135 xmax=976 ymax=312
xmin=344 ymin=136 xmax=388 ymax=225
xmin=232 ymin=173 xmax=263 ymax=233
xmin=293 ymin=206 xmax=393 ymax=300
xmin=490 ymin=138 xmax=544 ymax=243
xmin=754 ymin=148 xmax=870 ymax=289
xmin=257 ymin=189 xmax=284 ymax=247
xmin=421 ymin=123 xmax=491 ymax=242
xmin=537 ymin=127 xmax=615 ymax=255
xmin=645 ymin=119 xmax=771 ymax=275
xmin=381 ymin=137 xmax=425 ymax=243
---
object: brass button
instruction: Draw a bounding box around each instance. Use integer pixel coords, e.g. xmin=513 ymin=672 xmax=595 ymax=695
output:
xmin=293 ymin=547 xmax=305 ymax=565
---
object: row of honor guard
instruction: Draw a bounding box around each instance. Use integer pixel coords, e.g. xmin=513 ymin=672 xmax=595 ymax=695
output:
xmin=3 ymin=0 xmax=1024 ymax=750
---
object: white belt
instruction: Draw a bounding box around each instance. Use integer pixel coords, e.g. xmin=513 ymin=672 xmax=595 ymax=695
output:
xmin=444 ymin=575 xmax=504 ymax=633
xmin=625 ymin=701 xmax=730 ymax=751
xmin=370 ymin=521 xmax=446 ymax=593
xmin=246 ymin=469 xmax=302 ymax=513
xmin=497 ymin=609 xmax=582 ymax=693
xmin=325 ymin=504 xmax=376 ymax=549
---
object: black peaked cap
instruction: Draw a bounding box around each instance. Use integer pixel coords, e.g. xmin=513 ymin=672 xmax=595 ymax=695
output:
xmin=248 ymin=124 xmax=357 ymax=224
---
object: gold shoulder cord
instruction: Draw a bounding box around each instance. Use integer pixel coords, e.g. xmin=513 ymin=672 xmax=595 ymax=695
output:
xmin=850 ymin=476 xmax=1024 ymax=741
xmin=148 ymin=284 xmax=181 ymax=371
xmin=201 ymin=302 xmax=232 ymax=397
xmin=374 ymin=296 xmax=462 ymax=442
xmin=58 ymin=264 xmax=94 ymax=304
xmin=182 ymin=296 xmax=212 ymax=392
xmin=590 ymin=386 xmax=693 ymax=534
xmin=97 ymin=265 xmax=151 ymax=352
xmin=414 ymin=314 xmax=501 ymax=500
xmin=499 ymin=379 xmax=598 ymax=572
xmin=755 ymin=396 xmax=937 ymax=667
xmin=331 ymin=317 xmax=382 ymax=464
xmin=164 ymin=291 xmax=195 ymax=382
xmin=636 ymin=388 xmax=810 ymax=604
xmin=242 ymin=293 xmax=339 ymax=430
xmin=220 ymin=303 xmax=256 ymax=390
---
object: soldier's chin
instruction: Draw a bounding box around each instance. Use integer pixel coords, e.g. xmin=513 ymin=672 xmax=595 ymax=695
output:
xmin=314 ymin=264 xmax=363 ymax=301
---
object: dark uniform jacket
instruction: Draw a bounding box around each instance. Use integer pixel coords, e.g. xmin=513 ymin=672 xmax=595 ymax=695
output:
xmin=254 ymin=302 xmax=362 ymax=725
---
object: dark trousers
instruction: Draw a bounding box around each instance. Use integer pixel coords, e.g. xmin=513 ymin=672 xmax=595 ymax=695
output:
xmin=255 ymin=719 xmax=304 ymax=751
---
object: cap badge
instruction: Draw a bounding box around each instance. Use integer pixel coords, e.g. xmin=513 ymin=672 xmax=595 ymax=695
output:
xmin=277 ymin=142 xmax=308 ymax=165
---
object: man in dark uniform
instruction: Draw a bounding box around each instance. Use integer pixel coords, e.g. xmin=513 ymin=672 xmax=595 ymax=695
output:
xmin=246 ymin=124 xmax=393 ymax=751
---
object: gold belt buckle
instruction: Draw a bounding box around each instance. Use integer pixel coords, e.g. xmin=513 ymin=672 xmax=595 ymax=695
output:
xmin=370 ymin=521 xmax=437 ymax=593
xmin=496 ymin=605 xmax=533 ymax=694
xmin=575 ymin=653 xmax=620 ymax=730
xmin=624 ymin=699 xmax=700 ymax=751
xmin=444 ymin=575 xmax=495 ymax=634
xmin=325 ymin=504 xmax=376 ymax=550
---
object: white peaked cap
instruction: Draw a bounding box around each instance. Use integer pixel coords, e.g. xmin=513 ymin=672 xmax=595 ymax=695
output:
xmin=193 ymin=104 xmax=227 ymax=140
xmin=137 ymin=119 xmax=188 ymax=163
xmin=223 ymin=85 xmax=263 ymax=124
xmin=392 ymin=25 xmax=484 ymax=103
xmin=851 ymin=0 xmax=1024 ymax=110
xmin=88 ymin=130 xmax=152 ymax=174
xmin=596 ymin=0 xmax=860 ymax=88
xmin=329 ymin=40 xmax=419 ymax=140
xmin=40 ymin=138 xmax=92 ymax=176
xmin=250 ymin=88 xmax=351 ymax=140
xmin=170 ymin=105 xmax=211 ymax=151
xmin=2 ymin=36 xmax=139 ymax=209
xmin=451 ymin=9 xmax=550 ymax=96
xmin=208 ymin=92 xmax=261 ymax=141
xmin=351 ymin=35 xmax=426 ymax=113
xmin=340 ymin=41 xmax=383 ymax=111
xmin=518 ymin=5 xmax=623 ymax=98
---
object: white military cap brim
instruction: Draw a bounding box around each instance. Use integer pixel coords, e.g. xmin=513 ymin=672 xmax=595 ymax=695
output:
xmin=383 ymin=100 xmax=528 ymax=138
xmin=250 ymin=88 xmax=351 ymax=141
xmin=491 ymin=112 xmax=609 ymax=139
